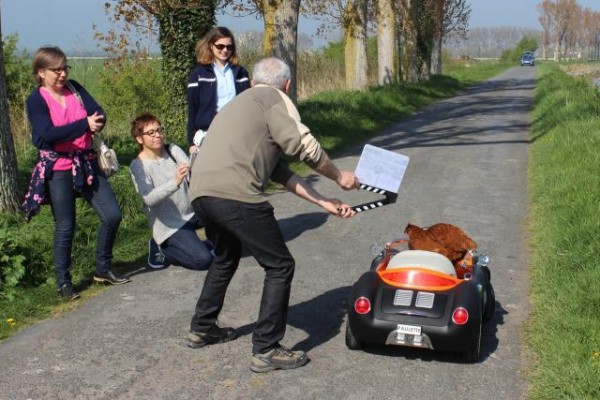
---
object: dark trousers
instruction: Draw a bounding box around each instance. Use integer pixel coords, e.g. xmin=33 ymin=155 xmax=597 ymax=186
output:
xmin=47 ymin=169 xmax=122 ymax=288
xmin=190 ymin=196 xmax=295 ymax=354
xmin=160 ymin=215 xmax=213 ymax=271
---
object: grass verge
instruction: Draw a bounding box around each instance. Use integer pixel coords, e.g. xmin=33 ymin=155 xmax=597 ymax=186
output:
xmin=525 ymin=63 xmax=600 ymax=399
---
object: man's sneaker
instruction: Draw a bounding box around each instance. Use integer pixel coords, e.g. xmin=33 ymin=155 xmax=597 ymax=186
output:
xmin=148 ymin=238 xmax=165 ymax=269
xmin=186 ymin=325 xmax=237 ymax=349
xmin=250 ymin=346 xmax=308 ymax=373
xmin=58 ymin=282 xmax=80 ymax=300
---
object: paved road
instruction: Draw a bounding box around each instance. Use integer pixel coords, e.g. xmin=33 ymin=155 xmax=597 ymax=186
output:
xmin=0 ymin=66 xmax=534 ymax=399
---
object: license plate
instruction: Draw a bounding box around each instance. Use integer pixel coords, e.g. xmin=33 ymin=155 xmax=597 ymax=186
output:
xmin=397 ymin=324 xmax=421 ymax=335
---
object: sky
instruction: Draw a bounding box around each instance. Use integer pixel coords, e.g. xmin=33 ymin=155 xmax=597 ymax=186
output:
xmin=1 ymin=0 xmax=599 ymax=53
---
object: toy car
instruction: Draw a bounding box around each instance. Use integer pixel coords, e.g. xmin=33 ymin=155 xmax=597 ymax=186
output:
xmin=345 ymin=238 xmax=495 ymax=362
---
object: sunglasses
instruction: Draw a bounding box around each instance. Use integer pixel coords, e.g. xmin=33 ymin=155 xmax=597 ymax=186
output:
xmin=142 ymin=126 xmax=166 ymax=137
xmin=213 ymin=43 xmax=234 ymax=51
xmin=47 ymin=65 xmax=71 ymax=74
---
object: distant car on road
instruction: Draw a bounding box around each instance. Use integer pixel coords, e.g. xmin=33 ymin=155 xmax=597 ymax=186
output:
xmin=520 ymin=52 xmax=535 ymax=66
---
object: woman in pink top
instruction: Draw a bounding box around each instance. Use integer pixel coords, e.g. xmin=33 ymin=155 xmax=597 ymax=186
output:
xmin=24 ymin=46 xmax=129 ymax=300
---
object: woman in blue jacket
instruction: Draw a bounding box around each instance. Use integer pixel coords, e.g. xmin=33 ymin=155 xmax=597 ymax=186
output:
xmin=186 ymin=26 xmax=250 ymax=153
xmin=144 ymin=27 xmax=250 ymax=270
xmin=23 ymin=46 xmax=129 ymax=300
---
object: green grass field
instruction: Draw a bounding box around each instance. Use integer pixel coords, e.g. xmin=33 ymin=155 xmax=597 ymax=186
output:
xmin=525 ymin=63 xmax=600 ymax=399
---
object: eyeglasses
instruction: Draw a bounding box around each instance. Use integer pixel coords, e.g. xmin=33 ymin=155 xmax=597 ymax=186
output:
xmin=142 ymin=127 xmax=166 ymax=137
xmin=213 ymin=43 xmax=234 ymax=51
xmin=47 ymin=65 xmax=71 ymax=74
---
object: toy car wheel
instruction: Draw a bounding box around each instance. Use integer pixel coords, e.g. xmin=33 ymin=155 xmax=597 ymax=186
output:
xmin=481 ymin=265 xmax=491 ymax=282
xmin=482 ymin=283 xmax=496 ymax=323
xmin=345 ymin=320 xmax=364 ymax=350
xmin=463 ymin=320 xmax=482 ymax=362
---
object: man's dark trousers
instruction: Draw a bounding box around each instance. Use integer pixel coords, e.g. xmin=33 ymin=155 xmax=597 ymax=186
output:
xmin=190 ymin=196 xmax=295 ymax=354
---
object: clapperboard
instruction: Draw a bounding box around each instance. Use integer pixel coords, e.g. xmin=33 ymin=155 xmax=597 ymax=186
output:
xmin=352 ymin=144 xmax=410 ymax=213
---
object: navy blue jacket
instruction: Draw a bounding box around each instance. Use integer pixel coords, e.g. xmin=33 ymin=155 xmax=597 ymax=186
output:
xmin=26 ymin=79 xmax=105 ymax=150
xmin=186 ymin=63 xmax=250 ymax=145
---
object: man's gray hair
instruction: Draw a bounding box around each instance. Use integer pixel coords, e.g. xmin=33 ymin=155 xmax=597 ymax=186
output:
xmin=252 ymin=57 xmax=291 ymax=90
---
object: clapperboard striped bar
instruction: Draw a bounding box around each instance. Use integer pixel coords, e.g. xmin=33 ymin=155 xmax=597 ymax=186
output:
xmin=351 ymin=184 xmax=398 ymax=213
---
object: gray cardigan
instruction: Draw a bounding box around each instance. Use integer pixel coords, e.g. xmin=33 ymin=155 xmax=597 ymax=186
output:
xmin=129 ymin=144 xmax=194 ymax=244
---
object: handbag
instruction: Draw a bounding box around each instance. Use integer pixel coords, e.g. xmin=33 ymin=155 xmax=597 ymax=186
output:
xmin=93 ymin=134 xmax=120 ymax=177
xmin=65 ymin=80 xmax=119 ymax=177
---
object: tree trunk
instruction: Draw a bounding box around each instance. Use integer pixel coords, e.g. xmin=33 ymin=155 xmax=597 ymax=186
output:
xmin=431 ymin=34 xmax=443 ymax=74
xmin=554 ymin=36 xmax=561 ymax=61
xmin=431 ymin=0 xmax=445 ymax=74
xmin=541 ymin=29 xmax=548 ymax=60
xmin=377 ymin=0 xmax=397 ymax=85
xmin=261 ymin=0 xmax=300 ymax=103
xmin=401 ymin=0 xmax=420 ymax=83
xmin=156 ymin=2 xmax=216 ymax=128
xmin=262 ymin=3 xmax=276 ymax=56
xmin=344 ymin=0 xmax=368 ymax=90
xmin=0 ymin=12 xmax=21 ymax=212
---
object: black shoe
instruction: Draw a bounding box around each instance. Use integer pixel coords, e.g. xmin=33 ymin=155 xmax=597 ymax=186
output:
xmin=93 ymin=270 xmax=131 ymax=285
xmin=187 ymin=325 xmax=237 ymax=349
xmin=58 ymin=282 xmax=80 ymax=300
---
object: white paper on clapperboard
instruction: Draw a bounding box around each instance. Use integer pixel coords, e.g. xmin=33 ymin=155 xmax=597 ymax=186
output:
xmin=354 ymin=144 xmax=410 ymax=193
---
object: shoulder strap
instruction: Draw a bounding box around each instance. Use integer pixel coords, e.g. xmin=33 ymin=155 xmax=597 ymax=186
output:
xmin=164 ymin=144 xmax=176 ymax=163
xmin=66 ymin=80 xmax=106 ymax=145
xmin=65 ymin=80 xmax=84 ymax=108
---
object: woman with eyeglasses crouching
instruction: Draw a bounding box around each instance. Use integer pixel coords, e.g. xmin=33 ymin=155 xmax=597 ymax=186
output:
xmin=129 ymin=112 xmax=214 ymax=272
xmin=21 ymin=46 xmax=129 ymax=301
xmin=186 ymin=26 xmax=250 ymax=154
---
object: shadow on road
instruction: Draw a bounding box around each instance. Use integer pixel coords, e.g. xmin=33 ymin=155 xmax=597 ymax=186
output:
xmin=234 ymin=285 xmax=351 ymax=353
xmin=278 ymin=212 xmax=330 ymax=242
xmin=367 ymin=76 xmax=537 ymax=152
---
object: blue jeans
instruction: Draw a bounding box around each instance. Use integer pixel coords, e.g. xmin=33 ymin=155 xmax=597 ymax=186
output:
xmin=47 ymin=168 xmax=122 ymax=288
xmin=190 ymin=197 xmax=295 ymax=354
xmin=160 ymin=215 xmax=213 ymax=271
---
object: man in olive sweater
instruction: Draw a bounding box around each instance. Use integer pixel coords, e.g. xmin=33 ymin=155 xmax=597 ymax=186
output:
xmin=188 ymin=57 xmax=359 ymax=373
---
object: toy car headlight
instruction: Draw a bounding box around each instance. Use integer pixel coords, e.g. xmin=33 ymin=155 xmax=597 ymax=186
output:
xmin=477 ymin=254 xmax=490 ymax=267
xmin=370 ymin=243 xmax=384 ymax=256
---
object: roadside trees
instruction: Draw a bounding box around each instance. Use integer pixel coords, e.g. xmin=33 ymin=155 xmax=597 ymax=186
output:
xmin=97 ymin=0 xmax=217 ymax=128
xmin=377 ymin=0 xmax=397 ymax=85
xmin=304 ymin=0 xmax=369 ymax=90
xmin=0 ymin=11 xmax=21 ymax=213
xmin=220 ymin=0 xmax=302 ymax=102
xmin=431 ymin=0 xmax=470 ymax=74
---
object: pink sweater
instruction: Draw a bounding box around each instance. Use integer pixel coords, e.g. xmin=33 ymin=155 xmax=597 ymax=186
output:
xmin=39 ymin=87 xmax=92 ymax=171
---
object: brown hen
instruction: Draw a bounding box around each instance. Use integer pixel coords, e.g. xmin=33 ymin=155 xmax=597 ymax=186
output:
xmin=404 ymin=223 xmax=456 ymax=260
xmin=426 ymin=223 xmax=477 ymax=255
xmin=404 ymin=222 xmax=478 ymax=278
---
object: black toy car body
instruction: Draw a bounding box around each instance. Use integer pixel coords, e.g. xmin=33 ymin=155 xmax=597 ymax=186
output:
xmin=345 ymin=238 xmax=495 ymax=362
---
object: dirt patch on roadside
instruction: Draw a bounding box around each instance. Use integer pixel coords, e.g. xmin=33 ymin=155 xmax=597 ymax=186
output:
xmin=560 ymin=63 xmax=600 ymax=85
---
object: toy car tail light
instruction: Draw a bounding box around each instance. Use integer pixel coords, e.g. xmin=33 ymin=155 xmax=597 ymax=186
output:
xmin=354 ymin=297 xmax=371 ymax=314
xmin=452 ymin=307 xmax=469 ymax=325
